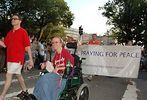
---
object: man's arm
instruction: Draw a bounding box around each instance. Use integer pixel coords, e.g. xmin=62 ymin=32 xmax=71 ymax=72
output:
xmin=0 ymin=40 xmax=6 ymax=48
xmin=25 ymin=46 xmax=34 ymax=69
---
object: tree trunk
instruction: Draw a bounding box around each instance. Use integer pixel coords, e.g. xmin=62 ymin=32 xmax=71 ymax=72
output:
xmin=38 ymin=25 xmax=47 ymax=40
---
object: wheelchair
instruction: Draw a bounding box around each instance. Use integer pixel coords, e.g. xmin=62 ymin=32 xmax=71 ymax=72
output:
xmin=22 ymin=42 xmax=89 ymax=100
xmin=57 ymin=42 xmax=89 ymax=100
xmin=58 ymin=54 xmax=89 ymax=100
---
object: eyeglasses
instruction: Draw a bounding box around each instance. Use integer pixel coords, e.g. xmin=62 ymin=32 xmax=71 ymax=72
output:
xmin=11 ymin=18 xmax=20 ymax=21
xmin=51 ymin=41 xmax=60 ymax=44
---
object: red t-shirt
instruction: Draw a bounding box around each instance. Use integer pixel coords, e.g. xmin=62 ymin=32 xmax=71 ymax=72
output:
xmin=88 ymin=39 xmax=101 ymax=45
xmin=4 ymin=27 xmax=30 ymax=64
xmin=52 ymin=48 xmax=74 ymax=74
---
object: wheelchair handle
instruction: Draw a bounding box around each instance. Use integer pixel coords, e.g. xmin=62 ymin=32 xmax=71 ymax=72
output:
xmin=81 ymin=58 xmax=86 ymax=60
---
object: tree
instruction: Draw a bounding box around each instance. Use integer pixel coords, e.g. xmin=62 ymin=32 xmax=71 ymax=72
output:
xmin=41 ymin=23 xmax=66 ymax=42
xmin=99 ymin=0 xmax=147 ymax=47
xmin=0 ymin=0 xmax=74 ymax=40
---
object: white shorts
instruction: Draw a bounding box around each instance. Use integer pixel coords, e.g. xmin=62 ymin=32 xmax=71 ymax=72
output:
xmin=7 ymin=62 xmax=22 ymax=74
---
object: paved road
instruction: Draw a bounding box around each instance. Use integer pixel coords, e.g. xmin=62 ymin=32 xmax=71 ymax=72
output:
xmin=0 ymin=69 xmax=147 ymax=100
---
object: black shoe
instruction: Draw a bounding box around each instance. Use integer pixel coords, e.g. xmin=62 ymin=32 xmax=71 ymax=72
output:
xmin=27 ymin=94 xmax=37 ymax=100
xmin=13 ymin=90 xmax=29 ymax=100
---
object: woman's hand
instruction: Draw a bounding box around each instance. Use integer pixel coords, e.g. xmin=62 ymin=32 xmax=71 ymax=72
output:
xmin=53 ymin=67 xmax=65 ymax=73
xmin=40 ymin=63 xmax=46 ymax=70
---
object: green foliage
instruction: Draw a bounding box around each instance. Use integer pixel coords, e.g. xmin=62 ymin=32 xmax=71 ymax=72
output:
xmin=0 ymin=0 xmax=74 ymax=40
xmin=41 ymin=23 xmax=66 ymax=42
xmin=100 ymin=0 xmax=147 ymax=46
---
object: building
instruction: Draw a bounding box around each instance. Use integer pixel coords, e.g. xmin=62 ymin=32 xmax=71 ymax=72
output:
xmin=65 ymin=28 xmax=116 ymax=45
xmin=65 ymin=28 xmax=91 ymax=43
xmin=65 ymin=28 xmax=79 ymax=40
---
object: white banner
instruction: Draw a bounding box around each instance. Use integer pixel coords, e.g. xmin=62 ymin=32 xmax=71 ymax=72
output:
xmin=78 ymin=45 xmax=141 ymax=78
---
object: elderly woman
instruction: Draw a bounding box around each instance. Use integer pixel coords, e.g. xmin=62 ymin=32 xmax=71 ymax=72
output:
xmin=33 ymin=37 xmax=74 ymax=100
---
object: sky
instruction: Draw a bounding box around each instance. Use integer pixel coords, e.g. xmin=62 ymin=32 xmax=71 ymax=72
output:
xmin=65 ymin=0 xmax=110 ymax=36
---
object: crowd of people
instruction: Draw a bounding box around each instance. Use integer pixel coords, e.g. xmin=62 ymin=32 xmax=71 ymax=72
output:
xmin=0 ymin=13 xmax=147 ymax=100
xmin=0 ymin=13 xmax=79 ymax=100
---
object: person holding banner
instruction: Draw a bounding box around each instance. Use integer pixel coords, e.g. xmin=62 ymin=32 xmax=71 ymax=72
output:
xmin=87 ymin=34 xmax=101 ymax=81
xmin=88 ymin=34 xmax=101 ymax=45
xmin=126 ymin=40 xmax=134 ymax=85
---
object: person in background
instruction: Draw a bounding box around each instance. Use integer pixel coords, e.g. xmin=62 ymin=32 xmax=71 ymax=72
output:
xmin=87 ymin=34 xmax=101 ymax=81
xmin=31 ymin=37 xmax=38 ymax=63
xmin=141 ymin=48 xmax=147 ymax=71
xmin=0 ymin=40 xmax=5 ymax=48
xmin=0 ymin=14 xmax=33 ymax=100
xmin=45 ymin=43 xmax=52 ymax=61
xmin=88 ymin=34 xmax=101 ymax=45
xmin=0 ymin=38 xmax=6 ymax=72
xmin=38 ymin=41 xmax=46 ymax=69
xmin=33 ymin=37 xmax=74 ymax=100
xmin=126 ymin=40 xmax=134 ymax=85
xmin=66 ymin=36 xmax=77 ymax=55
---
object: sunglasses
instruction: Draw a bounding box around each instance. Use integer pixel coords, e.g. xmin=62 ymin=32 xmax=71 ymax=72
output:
xmin=11 ymin=18 xmax=20 ymax=21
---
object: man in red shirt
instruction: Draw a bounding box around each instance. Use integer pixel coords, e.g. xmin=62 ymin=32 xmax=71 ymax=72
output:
xmin=88 ymin=34 xmax=101 ymax=45
xmin=0 ymin=14 xmax=33 ymax=100
xmin=87 ymin=34 xmax=101 ymax=81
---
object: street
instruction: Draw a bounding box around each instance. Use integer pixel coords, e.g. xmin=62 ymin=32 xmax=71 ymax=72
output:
xmin=0 ymin=69 xmax=147 ymax=100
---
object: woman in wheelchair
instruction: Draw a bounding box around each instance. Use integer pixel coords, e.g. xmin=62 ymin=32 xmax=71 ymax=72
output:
xmin=33 ymin=37 xmax=74 ymax=100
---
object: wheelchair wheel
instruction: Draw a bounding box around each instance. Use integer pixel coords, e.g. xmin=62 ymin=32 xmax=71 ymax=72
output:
xmin=77 ymin=84 xmax=89 ymax=100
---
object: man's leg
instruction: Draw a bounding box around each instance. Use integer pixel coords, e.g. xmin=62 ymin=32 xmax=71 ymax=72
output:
xmin=0 ymin=73 xmax=13 ymax=99
xmin=16 ymin=74 xmax=27 ymax=92
xmin=12 ymin=74 xmax=28 ymax=99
